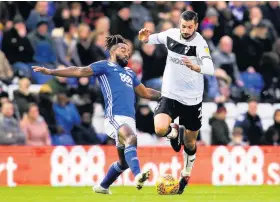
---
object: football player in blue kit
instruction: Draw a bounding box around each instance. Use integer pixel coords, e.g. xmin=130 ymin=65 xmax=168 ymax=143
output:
xmin=32 ymin=35 xmax=161 ymax=194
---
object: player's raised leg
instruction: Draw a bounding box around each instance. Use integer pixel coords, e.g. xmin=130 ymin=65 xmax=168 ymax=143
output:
xmin=93 ymin=148 xmax=129 ymax=194
xmin=154 ymin=97 xmax=182 ymax=152
xmin=154 ymin=113 xmax=172 ymax=137
xmin=118 ymin=124 xmax=150 ymax=189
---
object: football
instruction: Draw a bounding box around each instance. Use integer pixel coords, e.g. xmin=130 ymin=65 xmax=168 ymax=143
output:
xmin=156 ymin=174 xmax=179 ymax=195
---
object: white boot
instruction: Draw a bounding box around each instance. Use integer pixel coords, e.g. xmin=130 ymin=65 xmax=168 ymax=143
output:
xmin=92 ymin=185 xmax=112 ymax=195
xmin=135 ymin=170 xmax=150 ymax=190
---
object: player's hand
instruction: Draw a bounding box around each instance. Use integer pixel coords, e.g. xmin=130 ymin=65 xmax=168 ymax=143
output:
xmin=138 ymin=28 xmax=151 ymax=43
xmin=32 ymin=66 xmax=52 ymax=75
xmin=182 ymin=56 xmax=201 ymax=73
xmin=182 ymin=56 xmax=192 ymax=67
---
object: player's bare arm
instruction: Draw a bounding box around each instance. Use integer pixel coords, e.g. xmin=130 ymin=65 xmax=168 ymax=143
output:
xmin=32 ymin=66 xmax=93 ymax=77
xmin=134 ymin=84 xmax=161 ymax=101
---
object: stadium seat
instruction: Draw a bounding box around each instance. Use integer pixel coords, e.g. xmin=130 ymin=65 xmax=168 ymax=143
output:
xmin=226 ymin=118 xmax=235 ymax=132
xmin=201 ymin=117 xmax=211 ymax=145
xmin=8 ymin=84 xmax=42 ymax=100
xmin=93 ymin=103 xmax=105 ymax=116
xmin=51 ymin=134 xmax=75 ymax=146
xmin=32 ymin=70 xmax=53 ymax=84
xmin=92 ymin=103 xmax=105 ymax=133
xmin=33 ymin=42 xmax=56 ymax=63
xmin=225 ymin=103 xmax=237 ymax=118
xmin=257 ymin=103 xmax=274 ymax=119
xmin=261 ymin=119 xmax=274 ymax=131
xmin=236 ymin=103 xmax=248 ymax=116
xmin=273 ymin=103 xmax=280 ymax=112
xmin=202 ymin=102 xmax=217 ymax=118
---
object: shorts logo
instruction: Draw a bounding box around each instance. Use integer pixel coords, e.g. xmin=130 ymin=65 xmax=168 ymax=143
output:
xmin=154 ymin=102 xmax=161 ymax=112
xmin=198 ymin=107 xmax=202 ymax=119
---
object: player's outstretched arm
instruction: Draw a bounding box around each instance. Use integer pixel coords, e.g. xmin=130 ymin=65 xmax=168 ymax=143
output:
xmin=32 ymin=66 xmax=93 ymax=77
xmin=134 ymin=84 xmax=161 ymax=101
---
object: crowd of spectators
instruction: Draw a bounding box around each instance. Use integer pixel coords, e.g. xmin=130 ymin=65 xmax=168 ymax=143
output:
xmin=0 ymin=1 xmax=279 ymax=146
xmin=209 ymin=98 xmax=280 ymax=146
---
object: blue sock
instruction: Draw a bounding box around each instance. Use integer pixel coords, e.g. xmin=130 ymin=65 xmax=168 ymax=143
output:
xmin=124 ymin=145 xmax=141 ymax=176
xmin=100 ymin=162 xmax=125 ymax=189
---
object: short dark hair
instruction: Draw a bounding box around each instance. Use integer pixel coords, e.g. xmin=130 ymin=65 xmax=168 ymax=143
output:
xmin=248 ymin=96 xmax=259 ymax=103
xmin=105 ymin=35 xmax=127 ymax=51
xmin=27 ymin=103 xmax=38 ymax=112
xmin=63 ymin=20 xmax=77 ymax=33
xmin=181 ymin=10 xmax=198 ymax=24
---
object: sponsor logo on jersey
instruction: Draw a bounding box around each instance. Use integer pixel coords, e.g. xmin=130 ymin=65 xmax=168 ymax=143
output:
xmin=119 ymin=73 xmax=133 ymax=87
xmin=169 ymin=56 xmax=185 ymax=66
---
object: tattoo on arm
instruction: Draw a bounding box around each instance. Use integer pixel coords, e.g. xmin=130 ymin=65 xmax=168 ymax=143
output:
xmin=49 ymin=66 xmax=93 ymax=77
xmin=146 ymin=88 xmax=161 ymax=101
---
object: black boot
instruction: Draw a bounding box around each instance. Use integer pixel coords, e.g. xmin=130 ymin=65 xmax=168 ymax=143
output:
xmin=170 ymin=124 xmax=184 ymax=152
xmin=177 ymin=175 xmax=190 ymax=194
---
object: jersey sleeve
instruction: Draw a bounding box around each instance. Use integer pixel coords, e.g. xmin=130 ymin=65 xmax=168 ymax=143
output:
xmin=197 ymin=39 xmax=212 ymax=61
xmin=147 ymin=29 xmax=173 ymax=45
xmin=89 ymin=61 xmax=106 ymax=75
xmin=197 ymin=39 xmax=215 ymax=75
xmin=132 ymin=73 xmax=141 ymax=88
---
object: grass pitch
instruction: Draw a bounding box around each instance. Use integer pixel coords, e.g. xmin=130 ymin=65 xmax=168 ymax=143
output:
xmin=1 ymin=185 xmax=279 ymax=202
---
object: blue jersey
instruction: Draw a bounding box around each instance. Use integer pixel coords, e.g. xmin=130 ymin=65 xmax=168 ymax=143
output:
xmin=90 ymin=60 xmax=141 ymax=119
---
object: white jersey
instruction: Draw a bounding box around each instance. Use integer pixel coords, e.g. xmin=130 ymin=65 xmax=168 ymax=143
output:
xmin=148 ymin=28 xmax=213 ymax=105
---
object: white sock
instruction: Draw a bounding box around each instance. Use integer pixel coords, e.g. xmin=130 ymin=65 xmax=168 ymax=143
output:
xmin=182 ymin=150 xmax=196 ymax=177
xmin=166 ymin=127 xmax=178 ymax=139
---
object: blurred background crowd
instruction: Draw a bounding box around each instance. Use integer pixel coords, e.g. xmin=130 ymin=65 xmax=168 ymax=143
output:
xmin=0 ymin=1 xmax=279 ymax=147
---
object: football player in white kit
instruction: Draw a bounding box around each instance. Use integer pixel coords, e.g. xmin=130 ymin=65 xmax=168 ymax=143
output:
xmin=138 ymin=11 xmax=215 ymax=194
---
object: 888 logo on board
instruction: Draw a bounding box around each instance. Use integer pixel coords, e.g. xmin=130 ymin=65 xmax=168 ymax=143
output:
xmin=50 ymin=146 xmax=105 ymax=186
xmin=212 ymin=146 xmax=264 ymax=185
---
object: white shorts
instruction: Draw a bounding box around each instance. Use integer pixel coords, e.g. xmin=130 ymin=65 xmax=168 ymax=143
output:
xmin=104 ymin=115 xmax=137 ymax=147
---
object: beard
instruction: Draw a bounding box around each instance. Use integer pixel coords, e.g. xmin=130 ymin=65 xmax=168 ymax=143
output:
xmin=116 ymin=55 xmax=128 ymax=67
xmin=181 ymin=30 xmax=196 ymax=40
